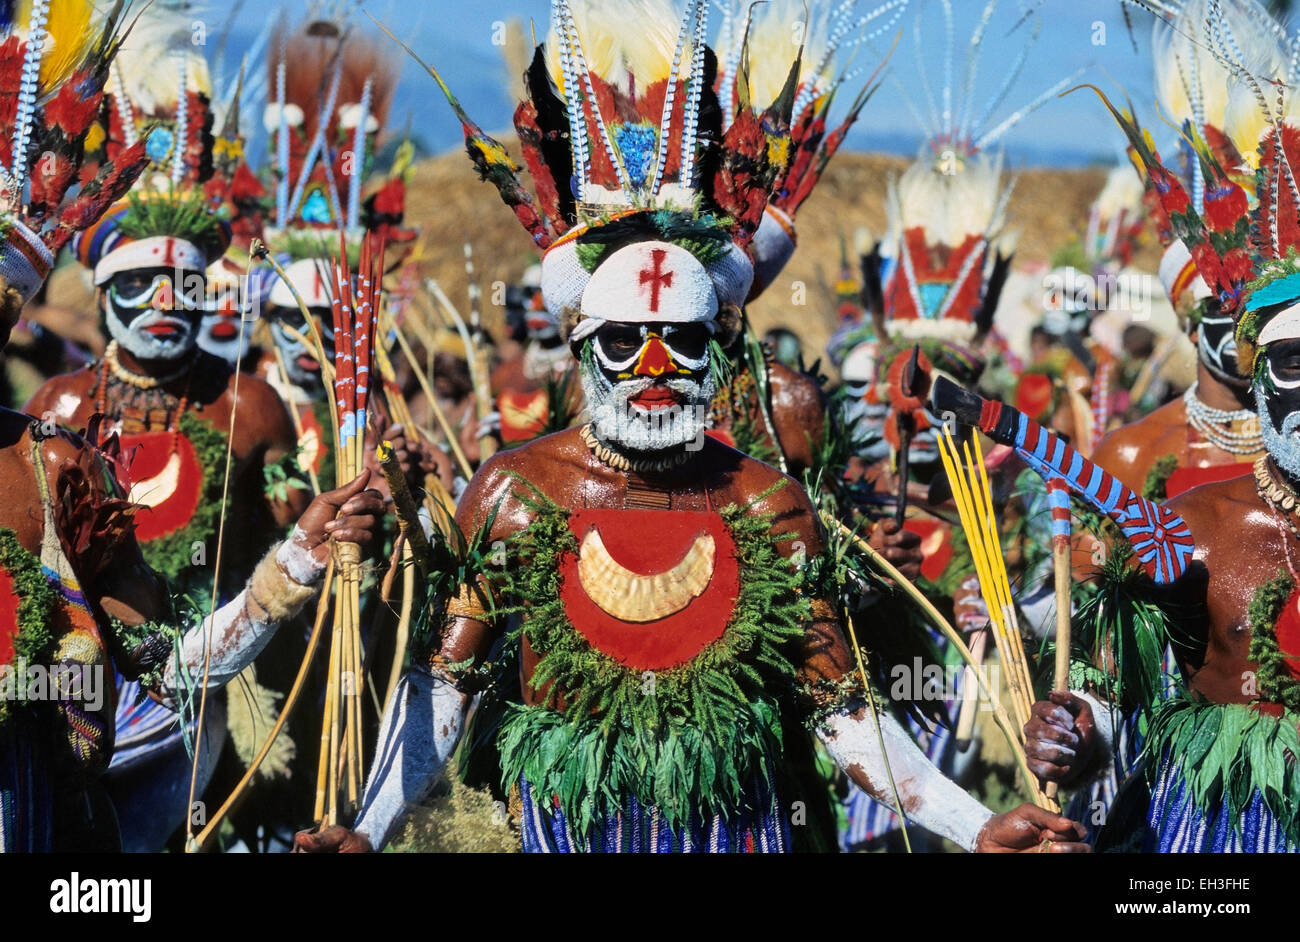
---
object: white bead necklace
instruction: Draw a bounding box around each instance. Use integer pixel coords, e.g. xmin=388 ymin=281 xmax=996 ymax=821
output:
xmin=1182 ymin=381 xmax=1262 ymax=455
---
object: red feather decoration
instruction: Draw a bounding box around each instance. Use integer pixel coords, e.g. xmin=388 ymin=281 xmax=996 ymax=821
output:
xmin=49 ymin=138 xmax=149 ymax=253
xmin=514 ymin=101 xmax=566 ymax=233
xmin=712 ymin=108 xmax=779 ymax=247
xmin=1254 ymin=122 xmax=1300 ymax=261
xmin=0 ymin=34 xmax=25 ymax=174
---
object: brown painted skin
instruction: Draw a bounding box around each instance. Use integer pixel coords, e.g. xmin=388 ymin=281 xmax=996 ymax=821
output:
xmin=1090 ymin=360 xmax=1260 ymax=493
xmin=1025 ymin=472 xmax=1279 ymax=784
xmin=767 ymin=361 xmax=827 ymax=478
xmin=713 ymin=359 xmax=826 ymax=479
xmin=296 ymin=425 xmax=1088 ymax=853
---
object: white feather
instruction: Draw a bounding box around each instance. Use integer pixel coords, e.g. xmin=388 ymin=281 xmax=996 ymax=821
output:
xmin=547 ymin=0 xmax=685 ymax=93
xmin=1093 ymin=164 xmax=1145 ymax=223
xmin=887 ymin=151 xmax=1008 ymax=251
xmin=114 ymin=0 xmax=213 ymax=117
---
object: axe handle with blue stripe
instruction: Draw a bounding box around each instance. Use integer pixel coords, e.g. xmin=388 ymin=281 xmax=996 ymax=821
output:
xmin=931 ymin=376 xmax=1196 ymax=585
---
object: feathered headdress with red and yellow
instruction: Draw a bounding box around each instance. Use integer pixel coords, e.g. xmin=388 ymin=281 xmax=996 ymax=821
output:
xmin=395 ymin=0 xmax=806 ymax=342
xmin=716 ymin=0 xmax=906 ymax=300
xmin=0 ymin=0 xmax=150 ymax=302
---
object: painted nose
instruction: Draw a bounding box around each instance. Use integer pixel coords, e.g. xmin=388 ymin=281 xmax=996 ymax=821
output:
xmin=151 ymin=280 xmax=174 ymax=310
xmin=634 ymin=337 xmax=677 ymax=377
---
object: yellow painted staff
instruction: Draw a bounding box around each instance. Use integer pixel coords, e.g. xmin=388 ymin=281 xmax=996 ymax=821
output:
xmin=818 ymin=511 xmax=1046 ymax=807
xmin=936 ymin=426 xmax=1055 ymax=811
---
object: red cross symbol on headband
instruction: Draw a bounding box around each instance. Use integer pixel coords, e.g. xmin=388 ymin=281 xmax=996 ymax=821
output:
xmin=638 ymin=248 xmax=674 ymax=312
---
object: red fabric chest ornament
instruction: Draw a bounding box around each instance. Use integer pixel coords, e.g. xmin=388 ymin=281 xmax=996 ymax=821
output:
xmin=1165 ymin=462 xmax=1254 ymax=499
xmin=499 ymin=389 xmax=549 ymax=443
xmin=120 ymin=430 xmax=203 ymax=542
xmin=558 ymin=509 xmax=740 ymax=671
xmin=1273 ymin=587 xmax=1300 ymax=685
xmin=0 ymin=564 xmax=18 ymax=667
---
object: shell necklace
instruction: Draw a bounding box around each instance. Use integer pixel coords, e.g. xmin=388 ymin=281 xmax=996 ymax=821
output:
xmin=579 ymin=423 xmax=694 ymax=475
xmin=1255 ymin=456 xmax=1300 ymax=542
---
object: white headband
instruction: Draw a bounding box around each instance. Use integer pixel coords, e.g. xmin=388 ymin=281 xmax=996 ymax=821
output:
xmin=94 ymin=235 xmax=206 ymax=286
xmin=541 ymin=230 xmax=753 ymax=344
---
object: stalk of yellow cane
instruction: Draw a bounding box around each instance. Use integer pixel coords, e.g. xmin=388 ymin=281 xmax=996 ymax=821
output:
xmin=386 ymin=311 xmax=474 ymax=479
xmin=936 ymin=430 xmax=1052 ymax=809
xmin=817 ymin=511 xmax=1045 ymax=805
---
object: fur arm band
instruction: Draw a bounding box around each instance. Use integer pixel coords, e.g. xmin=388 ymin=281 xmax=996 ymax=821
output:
xmin=157 ymin=534 xmax=325 ymax=706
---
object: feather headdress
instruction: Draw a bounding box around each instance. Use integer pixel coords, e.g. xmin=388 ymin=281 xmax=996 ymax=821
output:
xmin=718 ymin=0 xmax=906 ymax=300
xmin=392 ymin=0 xmax=806 ymax=339
xmin=0 ymin=0 xmax=149 ymax=302
xmin=105 ymin=0 xmax=214 ymax=186
xmin=72 ymin=1 xmax=230 ymax=285
xmin=263 ymin=13 xmax=399 ymax=256
xmin=871 ymin=0 xmax=1069 ymax=348
xmin=1101 ymin=1 xmax=1300 ymax=369
xmin=1117 ymin=1 xmax=1284 ymax=321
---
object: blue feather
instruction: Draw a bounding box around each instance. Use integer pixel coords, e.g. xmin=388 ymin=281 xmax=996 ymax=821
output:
xmin=1245 ymin=272 xmax=1300 ymax=312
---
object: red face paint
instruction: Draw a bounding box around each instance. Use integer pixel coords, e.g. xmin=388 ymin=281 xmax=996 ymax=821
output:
xmin=638 ymin=248 xmax=674 ymax=312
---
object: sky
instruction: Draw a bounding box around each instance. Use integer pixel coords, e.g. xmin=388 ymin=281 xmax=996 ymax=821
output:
xmin=226 ymin=0 xmax=1177 ymax=170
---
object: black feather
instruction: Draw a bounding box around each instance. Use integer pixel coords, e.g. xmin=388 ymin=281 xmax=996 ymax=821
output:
xmin=974 ymin=250 xmax=1013 ymax=339
xmin=524 ymin=44 xmax=575 ymax=226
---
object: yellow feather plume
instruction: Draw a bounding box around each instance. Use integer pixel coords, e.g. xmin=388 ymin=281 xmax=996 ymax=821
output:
xmin=730 ymin=0 xmax=832 ymax=108
xmin=113 ymin=0 xmax=213 ymax=118
xmin=1153 ymin=0 xmax=1287 ymax=169
xmin=34 ymin=0 xmax=95 ymax=91
xmin=546 ymin=0 xmax=683 ymax=96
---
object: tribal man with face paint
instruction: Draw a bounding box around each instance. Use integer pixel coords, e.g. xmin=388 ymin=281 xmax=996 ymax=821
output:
xmin=995 ymin=5 xmax=1300 ymax=849
xmin=296 ymin=0 xmax=1086 ymax=855
xmin=0 ymin=1 xmax=387 ymax=853
xmin=1017 ymin=259 xmax=1300 ymax=851
xmin=26 ymin=198 xmax=311 ymax=594
xmin=1088 ymin=6 xmax=1267 ymax=501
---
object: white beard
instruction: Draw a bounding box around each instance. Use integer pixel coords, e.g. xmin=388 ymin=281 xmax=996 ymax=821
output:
xmin=106 ymin=302 xmax=198 ymax=362
xmin=1256 ymin=384 xmax=1300 ymax=481
xmin=582 ymin=360 xmax=715 ymax=453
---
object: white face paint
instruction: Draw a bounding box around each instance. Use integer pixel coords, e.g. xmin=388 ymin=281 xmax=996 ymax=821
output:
xmin=196 ymin=282 xmax=254 ymax=366
xmin=582 ymin=323 xmax=715 ymax=454
xmin=1258 ymin=367 xmax=1300 ymax=481
xmin=265 ymin=304 xmax=333 ymax=392
xmin=1197 ymin=305 xmax=1242 ymax=383
xmin=104 ymin=269 xmax=205 ymax=362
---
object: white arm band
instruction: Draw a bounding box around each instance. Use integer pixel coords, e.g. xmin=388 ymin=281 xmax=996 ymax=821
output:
xmin=159 ymin=534 xmax=324 ymax=705
xmin=817 ymin=708 xmax=994 ymax=852
xmin=353 ymin=664 xmax=469 ymax=850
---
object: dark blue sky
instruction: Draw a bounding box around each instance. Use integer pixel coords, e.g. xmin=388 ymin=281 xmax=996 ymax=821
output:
xmin=246 ymin=0 xmax=1169 ymax=169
